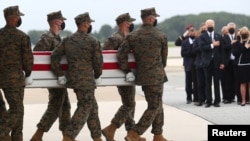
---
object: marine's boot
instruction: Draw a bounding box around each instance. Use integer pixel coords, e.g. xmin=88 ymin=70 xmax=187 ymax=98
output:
xmin=125 ymin=130 xmax=146 ymax=141
xmin=62 ymin=135 xmax=75 ymax=141
xmin=93 ymin=137 xmax=103 ymax=141
xmin=0 ymin=135 xmax=11 ymax=141
xmin=102 ymin=123 xmax=117 ymax=141
xmin=30 ymin=128 xmax=44 ymax=141
xmin=153 ymin=134 xmax=168 ymax=141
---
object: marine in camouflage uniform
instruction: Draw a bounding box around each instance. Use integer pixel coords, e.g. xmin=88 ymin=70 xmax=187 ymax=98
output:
xmin=51 ymin=12 xmax=103 ymax=141
xmin=30 ymin=11 xmax=71 ymax=141
xmin=0 ymin=6 xmax=33 ymax=141
xmin=101 ymin=13 xmax=139 ymax=141
xmin=117 ymin=8 xmax=168 ymax=141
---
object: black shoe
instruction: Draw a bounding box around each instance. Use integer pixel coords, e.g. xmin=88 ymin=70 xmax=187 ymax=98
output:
xmin=186 ymin=100 xmax=192 ymax=104
xmin=241 ymin=103 xmax=246 ymax=106
xmin=223 ymin=100 xmax=231 ymax=104
xmin=205 ymin=103 xmax=211 ymax=108
xmin=195 ymin=102 xmax=203 ymax=106
xmin=214 ymin=103 xmax=220 ymax=107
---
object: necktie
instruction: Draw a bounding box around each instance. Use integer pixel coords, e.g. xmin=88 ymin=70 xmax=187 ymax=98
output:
xmin=210 ymin=33 xmax=213 ymax=41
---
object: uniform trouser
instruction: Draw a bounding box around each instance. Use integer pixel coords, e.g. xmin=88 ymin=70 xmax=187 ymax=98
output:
xmin=37 ymin=88 xmax=71 ymax=132
xmin=111 ymin=86 xmax=135 ymax=131
xmin=133 ymin=84 xmax=164 ymax=135
xmin=0 ymin=87 xmax=24 ymax=140
xmin=64 ymin=89 xmax=101 ymax=139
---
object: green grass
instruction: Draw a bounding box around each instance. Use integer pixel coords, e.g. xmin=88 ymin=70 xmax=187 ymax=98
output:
xmin=168 ymin=41 xmax=175 ymax=47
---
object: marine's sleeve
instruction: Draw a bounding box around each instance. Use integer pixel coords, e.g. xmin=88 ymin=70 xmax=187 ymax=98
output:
xmin=93 ymin=40 xmax=103 ymax=78
xmin=51 ymin=41 xmax=65 ymax=77
xmin=102 ymin=35 xmax=121 ymax=50
xmin=33 ymin=33 xmax=53 ymax=51
xmin=22 ymin=35 xmax=34 ymax=77
xmin=117 ymin=37 xmax=131 ymax=73
xmin=161 ymin=34 xmax=168 ymax=67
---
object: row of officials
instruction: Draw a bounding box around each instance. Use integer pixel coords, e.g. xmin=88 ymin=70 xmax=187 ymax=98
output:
xmin=175 ymin=20 xmax=250 ymax=108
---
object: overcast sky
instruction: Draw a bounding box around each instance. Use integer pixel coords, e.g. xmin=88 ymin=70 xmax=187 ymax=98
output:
xmin=0 ymin=0 xmax=249 ymax=33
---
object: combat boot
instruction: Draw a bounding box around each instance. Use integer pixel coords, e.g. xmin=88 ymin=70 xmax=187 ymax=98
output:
xmin=153 ymin=134 xmax=168 ymax=141
xmin=93 ymin=137 xmax=103 ymax=141
xmin=30 ymin=128 xmax=44 ymax=141
xmin=62 ymin=135 xmax=75 ymax=141
xmin=102 ymin=123 xmax=117 ymax=141
xmin=0 ymin=135 xmax=11 ymax=141
xmin=125 ymin=130 xmax=146 ymax=141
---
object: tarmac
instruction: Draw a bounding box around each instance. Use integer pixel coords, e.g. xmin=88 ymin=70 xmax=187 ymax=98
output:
xmin=5 ymin=47 xmax=250 ymax=141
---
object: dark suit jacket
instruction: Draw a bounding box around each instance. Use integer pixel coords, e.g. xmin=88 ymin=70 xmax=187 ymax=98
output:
xmin=222 ymin=34 xmax=235 ymax=67
xmin=232 ymin=40 xmax=250 ymax=65
xmin=181 ymin=37 xmax=196 ymax=71
xmin=199 ymin=31 xmax=223 ymax=68
xmin=175 ymin=35 xmax=188 ymax=46
xmin=193 ymin=36 xmax=203 ymax=69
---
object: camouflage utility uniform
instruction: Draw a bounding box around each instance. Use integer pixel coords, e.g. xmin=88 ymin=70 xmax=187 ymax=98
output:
xmin=102 ymin=31 xmax=136 ymax=130
xmin=0 ymin=6 xmax=33 ymax=140
xmin=51 ymin=13 xmax=103 ymax=140
xmin=117 ymin=9 xmax=168 ymax=137
xmin=33 ymin=30 xmax=71 ymax=132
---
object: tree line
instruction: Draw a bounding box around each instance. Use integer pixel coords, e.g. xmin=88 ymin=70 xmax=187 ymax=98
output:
xmin=28 ymin=12 xmax=250 ymax=45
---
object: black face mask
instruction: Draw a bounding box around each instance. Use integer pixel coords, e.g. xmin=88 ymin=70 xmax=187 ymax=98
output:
xmin=87 ymin=25 xmax=92 ymax=34
xmin=207 ymin=27 xmax=214 ymax=32
xmin=242 ymin=34 xmax=248 ymax=39
xmin=17 ymin=18 xmax=22 ymax=27
xmin=228 ymin=28 xmax=235 ymax=34
xmin=60 ymin=22 xmax=65 ymax=30
xmin=129 ymin=23 xmax=134 ymax=32
xmin=153 ymin=19 xmax=157 ymax=27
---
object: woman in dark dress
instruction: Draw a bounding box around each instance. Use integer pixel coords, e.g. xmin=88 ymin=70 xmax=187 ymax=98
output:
xmin=232 ymin=26 xmax=250 ymax=106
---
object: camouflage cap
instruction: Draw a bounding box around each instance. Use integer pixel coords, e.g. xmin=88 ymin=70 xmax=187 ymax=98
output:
xmin=75 ymin=12 xmax=95 ymax=25
xmin=115 ymin=13 xmax=136 ymax=25
xmin=141 ymin=7 xmax=160 ymax=18
xmin=47 ymin=10 xmax=66 ymax=22
xmin=4 ymin=5 xmax=24 ymax=18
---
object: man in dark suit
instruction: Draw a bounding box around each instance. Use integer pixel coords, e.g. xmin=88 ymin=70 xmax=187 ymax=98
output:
xmin=200 ymin=19 xmax=224 ymax=107
xmin=221 ymin=22 xmax=240 ymax=104
xmin=193 ymin=23 xmax=207 ymax=106
xmin=175 ymin=24 xmax=194 ymax=46
xmin=181 ymin=26 xmax=198 ymax=104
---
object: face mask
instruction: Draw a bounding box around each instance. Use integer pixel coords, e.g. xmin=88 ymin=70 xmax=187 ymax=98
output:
xmin=129 ymin=23 xmax=134 ymax=32
xmin=16 ymin=18 xmax=22 ymax=27
xmin=60 ymin=22 xmax=65 ymax=30
xmin=153 ymin=19 xmax=157 ymax=27
xmin=207 ymin=27 xmax=214 ymax=32
xmin=242 ymin=34 xmax=248 ymax=39
xmin=228 ymin=28 xmax=235 ymax=34
xmin=87 ymin=25 xmax=92 ymax=34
